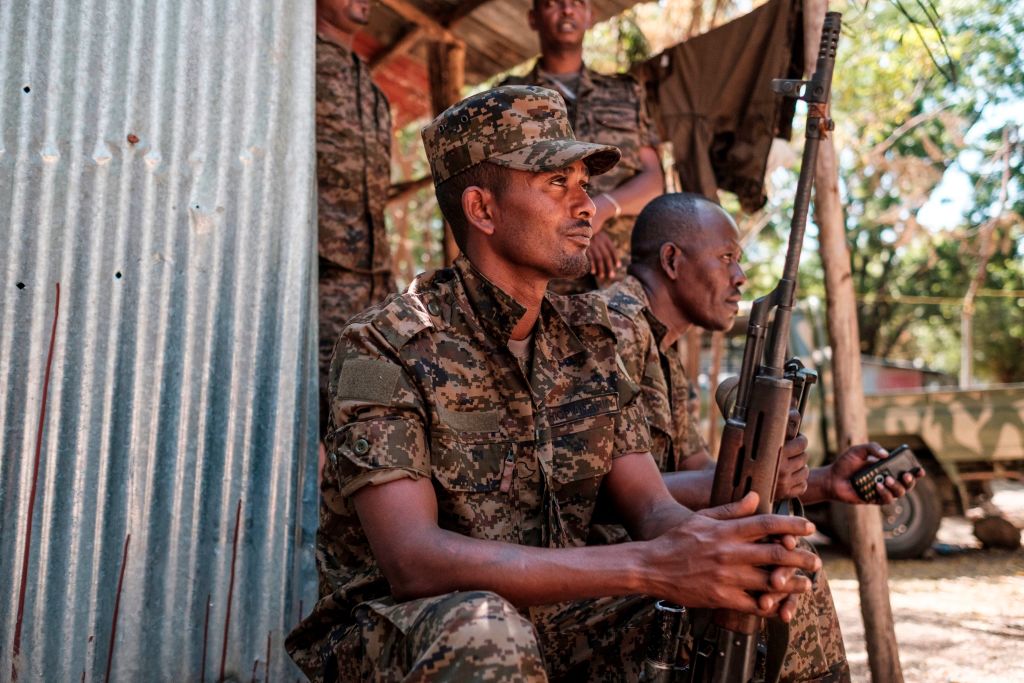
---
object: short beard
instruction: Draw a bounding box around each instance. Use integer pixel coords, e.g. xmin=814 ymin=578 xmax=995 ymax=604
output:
xmin=555 ymin=251 xmax=590 ymax=280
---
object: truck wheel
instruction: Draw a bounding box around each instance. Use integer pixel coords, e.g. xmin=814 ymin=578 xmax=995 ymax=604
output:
xmin=829 ymin=474 xmax=942 ymax=559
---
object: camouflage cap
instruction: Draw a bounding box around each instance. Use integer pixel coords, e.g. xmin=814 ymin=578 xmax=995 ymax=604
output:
xmin=422 ymin=85 xmax=621 ymax=185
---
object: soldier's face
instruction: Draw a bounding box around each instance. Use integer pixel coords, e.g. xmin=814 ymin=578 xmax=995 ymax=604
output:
xmin=667 ymin=208 xmax=746 ymax=332
xmin=529 ymin=0 xmax=592 ymax=50
xmin=489 ymin=161 xmax=595 ymax=281
xmin=320 ymin=0 xmax=370 ymax=32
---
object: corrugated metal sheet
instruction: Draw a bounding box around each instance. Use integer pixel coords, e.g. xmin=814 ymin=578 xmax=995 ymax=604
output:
xmin=0 ymin=0 xmax=319 ymax=680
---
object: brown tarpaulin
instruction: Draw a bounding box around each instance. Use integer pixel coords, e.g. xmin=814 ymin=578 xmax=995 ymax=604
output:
xmin=634 ymin=0 xmax=804 ymax=212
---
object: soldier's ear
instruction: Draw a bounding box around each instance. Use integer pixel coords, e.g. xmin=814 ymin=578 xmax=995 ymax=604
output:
xmin=527 ymin=7 xmax=537 ymax=31
xmin=462 ymin=186 xmax=496 ymax=237
xmin=659 ymin=242 xmax=680 ymax=281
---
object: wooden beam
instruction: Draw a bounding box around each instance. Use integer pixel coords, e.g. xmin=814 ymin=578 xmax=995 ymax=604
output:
xmin=370 ymin=26 xmax=425 ymax=73
xmin=445 ymin=0 xmax=499 ymax=25
xmin=428 ymin=40 xmax=466 ymax=265
xmin=377 ymin=0 xmax=458 ymax=44
xmin=387 ymin=175 xmax=433 ymax=205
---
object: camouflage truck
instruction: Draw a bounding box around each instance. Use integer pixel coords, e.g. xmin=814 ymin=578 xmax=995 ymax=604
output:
xmin=796 ymin=316 xmax=1024 ymax=558
xmin=809 ymin=380 xmax=1024 ymax=558
xmin=716 ymin=310 xmax=1024 ymax=559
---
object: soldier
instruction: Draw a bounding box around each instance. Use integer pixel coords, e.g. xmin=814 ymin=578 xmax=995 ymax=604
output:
xmin=316 ymin=0 xmax=396 ymax=435
xmin=596 ymin=192 xmax=925 ymax=682
xmin=501 ymin=0 xmax=663 ymax=292
xmin=285 ymin=86 xmax=824 ymax=682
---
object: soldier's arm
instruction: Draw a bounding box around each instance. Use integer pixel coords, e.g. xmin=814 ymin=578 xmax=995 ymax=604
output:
xmin=593 ymin=76 xmax=665 ymax=233
xmin=354 ymin=453 xmax=819 ymax=617
xmin=593 ymin=146 xmax=663 ymax=232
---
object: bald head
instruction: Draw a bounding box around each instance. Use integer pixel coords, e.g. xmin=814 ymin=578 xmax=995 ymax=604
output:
xmin=631 ymin=193 xmax=724 ymax=266
xmin=630 ymin=192 xmax=747 ymax=332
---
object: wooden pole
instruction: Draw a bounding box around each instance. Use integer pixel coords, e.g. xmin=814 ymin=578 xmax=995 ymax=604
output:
xmin=707 ymin=330 xmax=725 ymax=457
xmin=805 ymin=2 xmax=903 ymax=681
xmin=427 ymin=40 xmax=465 ymax=265
xmin=685 ymin=328 xmax=702 ymax=389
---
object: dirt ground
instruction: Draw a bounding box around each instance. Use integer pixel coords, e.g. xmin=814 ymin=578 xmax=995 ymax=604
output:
xmin=818 ymin=481 xmax=1024 ymax=683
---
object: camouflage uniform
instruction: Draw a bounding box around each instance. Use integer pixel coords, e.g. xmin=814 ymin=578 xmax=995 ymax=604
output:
xmin=595 ymin=275 xmax=851 ymax=683
xmin=286 ymin=257 xmax=657 ymax=681
xmin=316 ymin=35 xmax=397 ymax=423
xmin=599 ymin=276 xmax=715 ymax=473
xmin=287 ymin=87 xmax=657 ymax=682
xmin=501 ymin=64 xmax=659 ymax=293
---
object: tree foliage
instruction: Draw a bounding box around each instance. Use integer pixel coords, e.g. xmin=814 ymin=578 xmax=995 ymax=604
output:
xmin=828 ymin=0 xmax=1024 ymax=381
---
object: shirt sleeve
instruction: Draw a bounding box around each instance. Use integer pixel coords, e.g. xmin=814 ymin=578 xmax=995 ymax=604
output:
xmin=635 ymin=79 xmax=661 ymax=149
xmin=324 ymin=321 xmax=430 ymax=499
xmin=611 ymin=352 xmax=653 ymax=458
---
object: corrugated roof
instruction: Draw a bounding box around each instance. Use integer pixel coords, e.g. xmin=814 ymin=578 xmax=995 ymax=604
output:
xmin=0 ymin=0 xmax=319 ymax=679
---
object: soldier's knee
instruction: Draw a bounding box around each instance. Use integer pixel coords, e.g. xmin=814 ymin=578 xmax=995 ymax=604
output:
xmin=430 ymin=590 xmax=531 ymax=638
xmin=405 ymin=592 xmax=546 ymax=681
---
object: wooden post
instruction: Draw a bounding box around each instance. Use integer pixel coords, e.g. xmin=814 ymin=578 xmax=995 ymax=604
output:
xmin=685 ymin=328 xmax=702 ymax=390
xmin=805 ymin=2 xmax=903 ymax=681
xmin=707 ymin=330 xmax=725 ymax=456
xmin=427 ymin=40 xmax=465 ymax=265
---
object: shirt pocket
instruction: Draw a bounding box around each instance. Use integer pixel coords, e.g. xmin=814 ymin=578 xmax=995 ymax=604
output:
xmin=546 ymin=395 xmax=617 ymax=489
xmin=430 ymin=430 xmax=509 ymax=493
xmin=590 ymin=104 xmax=643 ymax=176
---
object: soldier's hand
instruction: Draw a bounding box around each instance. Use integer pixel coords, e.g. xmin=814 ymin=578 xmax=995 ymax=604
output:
xmin=644 ymin=492 xmax=819 ymax=617
xmin=775 ymin=431 xmax=810 ymax=500
xmin=588 ymin=230 xmax=619 ymax=282
xmin=757 ymin=566 xmax=807 ymax=623
xmin=827 ymin=442 xmax=925 ymax=505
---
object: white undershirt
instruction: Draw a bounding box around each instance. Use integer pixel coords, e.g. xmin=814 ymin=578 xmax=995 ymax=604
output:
xmin=507 ymin=334 xmax=534 ymax=374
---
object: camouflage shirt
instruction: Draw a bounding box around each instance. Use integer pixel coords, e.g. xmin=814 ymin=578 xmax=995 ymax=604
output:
xmin=597 ymin=275 xmax=707 ymax=472
xmin=291 ymin=256 xmax=651 ymax=648
xmin=316 ymin=35 xmax=392 ymax=273
xmin=501 ymin=64 xmax=659 ymax=276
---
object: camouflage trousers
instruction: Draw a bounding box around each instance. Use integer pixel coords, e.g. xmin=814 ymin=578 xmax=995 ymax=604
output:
xmin=777 ymin=561 xmax=851 ymax=683
xmin=318 ymin=259 xmax=395 ymax=429
xmin=320 ymin=591 xmax=656 ymax=682
xmin=584 ymin=532 xmax=849 ymax=682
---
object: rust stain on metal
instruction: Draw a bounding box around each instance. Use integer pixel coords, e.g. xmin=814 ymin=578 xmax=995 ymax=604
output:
xmin=126 ymin=133 xmax=139 ymax=144
xmin=104 ymin=533 xmax=131 ymax=683
xmin=218 ymin=499 xmax=243 ymax=682
xmin=10 ymin=282 xmax=60 ymax=683
xmin=265 ymin=631 xmax=272 ymax=682
xmin=200 ymin=594 xmax=211 ymax=683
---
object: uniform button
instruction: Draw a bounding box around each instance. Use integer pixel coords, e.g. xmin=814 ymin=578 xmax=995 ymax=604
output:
xmin=353 ymin=438 xmax=370 ymax=454
xmin=329 ymin=452 xmax=338 ymax=466
xmin=427 ymin=301 xmax=441 ymax=317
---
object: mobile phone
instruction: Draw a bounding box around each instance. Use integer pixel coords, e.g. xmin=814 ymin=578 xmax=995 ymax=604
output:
xmin=849 ymin=444 xmax=922 ymax=503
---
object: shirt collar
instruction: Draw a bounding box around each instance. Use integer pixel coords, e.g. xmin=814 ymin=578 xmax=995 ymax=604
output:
xmin=453 ymin=256 xmax=528 ymax=345
xmin=317 ymin=33 xmax=355 ymax=59
xmin=528 ymin=60 xmax=595 ymax=98
xmin=453 ymin=256 xmax=586 ymax=361
xmin=645 ymin=308 xmax=673 ymax=353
